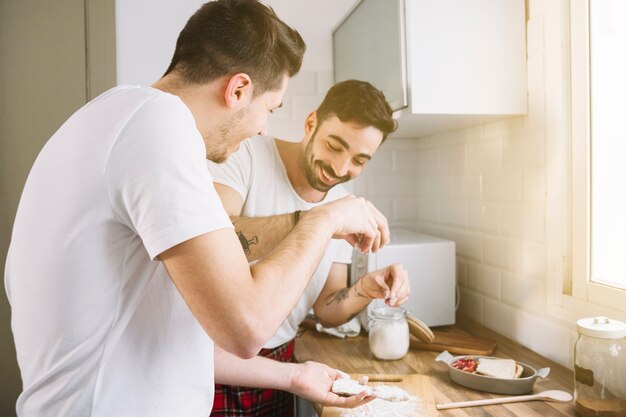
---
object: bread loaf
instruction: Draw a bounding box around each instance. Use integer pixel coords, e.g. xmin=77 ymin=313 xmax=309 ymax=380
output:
xmin=475 ymin=358 xmax=518 ymax=379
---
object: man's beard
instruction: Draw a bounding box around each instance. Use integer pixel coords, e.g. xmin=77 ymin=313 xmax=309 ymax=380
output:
xmin=303 ymin=133 xmax=351 ymax=192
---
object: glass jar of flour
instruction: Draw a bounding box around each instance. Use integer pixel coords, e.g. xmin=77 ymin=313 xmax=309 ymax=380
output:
xmin=368 ymin=306 xmax=409 ymax=360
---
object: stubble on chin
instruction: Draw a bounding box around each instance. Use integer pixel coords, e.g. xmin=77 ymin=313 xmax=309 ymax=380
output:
xmin=207 ymin=152 xmax=228 ymax=164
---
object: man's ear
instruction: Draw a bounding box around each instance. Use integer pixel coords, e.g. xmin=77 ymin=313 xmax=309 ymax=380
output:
xmin=304 ymin=111 xmax=317 ymax=136
xmin=224 ymin=73 xmax=252 ymax=108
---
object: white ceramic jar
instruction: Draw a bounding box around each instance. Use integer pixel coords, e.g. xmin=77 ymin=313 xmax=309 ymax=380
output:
xmin=574 ymin=316 xmax=626 ymax=417
xmin=368 ymin=306 xmax=409 ymax=360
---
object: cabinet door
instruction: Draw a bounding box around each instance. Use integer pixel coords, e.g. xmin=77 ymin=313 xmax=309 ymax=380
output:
xmin=407 ymin=0 xmax=526 ymax=115
xmin=333 ymin=0 xmax=408 ymax=111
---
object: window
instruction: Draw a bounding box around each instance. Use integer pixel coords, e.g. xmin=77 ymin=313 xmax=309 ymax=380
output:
xmin=570 ymin=0 xmax=626 ymax=313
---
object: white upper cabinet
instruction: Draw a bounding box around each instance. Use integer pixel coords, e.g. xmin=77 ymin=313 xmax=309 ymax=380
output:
xmin=333 ymin=0 xmax=527 ymax=138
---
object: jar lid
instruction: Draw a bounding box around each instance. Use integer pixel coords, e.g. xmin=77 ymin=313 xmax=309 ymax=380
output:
xmin=576 ymin=316 xmax=626 ymax=339
xmin=370 ymin=306 xmax=407 ymax=320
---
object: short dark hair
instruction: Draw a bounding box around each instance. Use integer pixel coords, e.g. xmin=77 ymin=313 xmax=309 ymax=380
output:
xmin=164 ymin=0 xmax=306 ymax=96
xmin=316 ymin=80 xmax=397 ymax=141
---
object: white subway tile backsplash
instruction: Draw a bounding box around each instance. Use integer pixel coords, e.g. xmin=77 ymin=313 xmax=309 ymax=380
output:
xmin=523 ymin=205 xmax=545 ymax=242
xmin=349 ymin=175 xmax=368 ymax=196
xmin=393 ymin=149 xmax=419 ymax=173
xmin=480 ymin=172 xmax=503 ymax=201
xmin=468 ymin=262 xmax=501 ymax=298
xmin=483 ymin=299 xmax=523 ymax=340
xmin=441 ymin=200 xmax=467 ymax=228
xmin=368 ymin=196 xmax=393 ymax=221
xmin=429 ymin=174 xmax=453 ymax=198
xmin=484 ymin=236 xmax=521 ymax=271
xmin=523 ymin=168 xmax=547 ymax=203
xmin=501 ymin=272 xmax=547 ymax=314
xmin=502 ymin=129 xmax=546 ymax=168
xmin=393 ymin=198 xmax=419 ymax=222
xmin=439 ymin=144 xmax=466 ymax=173
xmin=501 ymin=204 xmax=545 ymax=243
xmin=458 ymin=287 xmax=484 ymax=324
xmin=416 ymin=176 xmax=429 ymax=197
xmin=467 ymin=202 xmax=501 ymax=233
xmin=500 ymin=170 xmax=524 ymax=201
xmin=522 ymin=241 xmax=546 ymax=279
xmin=363 ymin=149 xmax=393 ymax=175
xmin=456 ymin=258 xmax=468 ymax=286
xmin=466 ymin=138 xmax=503 ymax=172
xmin=448 ymin=229 xmax=484 ymax=262
xmin=368 ymin=174 xmax=416 ymax=198
xmin=415 ymin=223 xmax=453 ymax=241
xmin=453 ymin=172 xmax=481 ymax=200
xmin=417 ymin=199 xmax=441 ymax=223
xmin=520 ymin=313 xmax=574 ymax=368
xmin=417 ymin=148 xmax=439 ymax=174
xmin=501 ymin=203 xmax=525 ymax=237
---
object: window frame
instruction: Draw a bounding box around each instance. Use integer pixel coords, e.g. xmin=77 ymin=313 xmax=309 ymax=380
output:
xmin=546 ymin=0 xmax=626 ymax=322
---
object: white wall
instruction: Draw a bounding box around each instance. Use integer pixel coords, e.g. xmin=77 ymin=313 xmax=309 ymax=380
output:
xmin=115 ymin=0 xmax=204 ymax=86
xmin=115 ymin=0 xmax=358 ymax=140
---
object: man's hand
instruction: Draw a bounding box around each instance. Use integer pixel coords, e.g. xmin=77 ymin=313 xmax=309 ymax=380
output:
xmin=357 ymin=263 xmax=410 ymax=307
xmin=306 ymin=195 xmax=390 ymax=253
xmin=287 ymin=361 xmax=374 ymax=408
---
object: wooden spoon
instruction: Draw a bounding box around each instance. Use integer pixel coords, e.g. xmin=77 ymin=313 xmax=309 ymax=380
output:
xmin=436 ymin=390 xmax=573 ymax=410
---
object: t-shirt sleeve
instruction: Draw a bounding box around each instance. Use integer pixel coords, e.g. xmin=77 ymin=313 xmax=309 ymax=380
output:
xmin=206 ymin=140 xmax=253 ymax=201
xmin=106 ymin=95 xmax=232 ymax=260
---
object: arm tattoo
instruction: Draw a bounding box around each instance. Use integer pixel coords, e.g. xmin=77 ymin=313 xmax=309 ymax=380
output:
xmin=325 ymin=288 xmax=350 ymax=306
xmin=353 ymin=279 xmax=369 ymax=299
xmin=236 ymin=231 xmax=258 ymax=256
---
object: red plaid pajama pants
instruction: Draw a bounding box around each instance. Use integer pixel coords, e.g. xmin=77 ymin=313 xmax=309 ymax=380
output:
xmin=211 ymin=340 xmax=295 ymax=417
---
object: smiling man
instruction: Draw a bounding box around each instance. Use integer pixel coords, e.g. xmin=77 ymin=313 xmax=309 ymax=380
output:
xmin=207 ymin=79 xmax=411 ymax=417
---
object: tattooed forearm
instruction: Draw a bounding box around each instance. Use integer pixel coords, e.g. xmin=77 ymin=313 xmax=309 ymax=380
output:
xmin=352 ymin=279 xmax=369 ymax=299
xmin=325 ymin=288 xmax=350 ymax=306
xmin=236 ymin=231 xmax=258 ymax=256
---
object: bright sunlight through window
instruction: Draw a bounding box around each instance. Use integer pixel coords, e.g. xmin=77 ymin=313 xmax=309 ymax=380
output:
xmin=589 ymin=0 xmax=626 ymax=290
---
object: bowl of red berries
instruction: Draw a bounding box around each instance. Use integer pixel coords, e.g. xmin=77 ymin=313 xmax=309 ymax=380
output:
xmin=435 ymin=351 xmax=550 ymax=394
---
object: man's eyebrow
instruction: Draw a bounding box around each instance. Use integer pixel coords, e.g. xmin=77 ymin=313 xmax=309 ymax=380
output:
xmin=329 ymin=135 xmax=372 ymax=160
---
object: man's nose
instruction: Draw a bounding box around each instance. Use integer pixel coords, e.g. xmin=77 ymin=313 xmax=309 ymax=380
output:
xmin=332 ymin=158 xmax=351 ymax=177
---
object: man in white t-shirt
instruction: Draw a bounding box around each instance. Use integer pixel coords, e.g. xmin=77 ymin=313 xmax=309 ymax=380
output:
xmin=208 ymin=80 xmax=411 ymax=416
xmin=4 ymin=2 xmax=390 ymax=416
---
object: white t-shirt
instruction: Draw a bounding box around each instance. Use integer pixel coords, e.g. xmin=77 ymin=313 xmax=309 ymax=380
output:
xmin=5 ymin=86 xmax=232 ymax=417
xmin=208 ymin=136 xmax=353 ymax=348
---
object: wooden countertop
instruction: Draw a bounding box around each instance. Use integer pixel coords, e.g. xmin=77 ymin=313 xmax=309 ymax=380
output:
xmin=294 ymin=316 xmax=576 ymax=416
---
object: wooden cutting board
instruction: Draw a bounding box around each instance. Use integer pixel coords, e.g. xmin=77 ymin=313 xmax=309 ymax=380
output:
xmin=321 ymin=374 xmax=437 ymax=417
xmin=410 ymin=326 xmax=496 ymax=355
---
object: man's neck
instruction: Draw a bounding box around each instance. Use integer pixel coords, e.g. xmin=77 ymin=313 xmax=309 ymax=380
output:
xmin=275 ymin=139 xmax=327 ymax=203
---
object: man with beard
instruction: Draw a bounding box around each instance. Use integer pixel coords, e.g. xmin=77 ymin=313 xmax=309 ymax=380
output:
xmin=207 ymin=80 xmax=411 ymax=417
xmin=5 ymin=2 xmax=387 ymax=416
